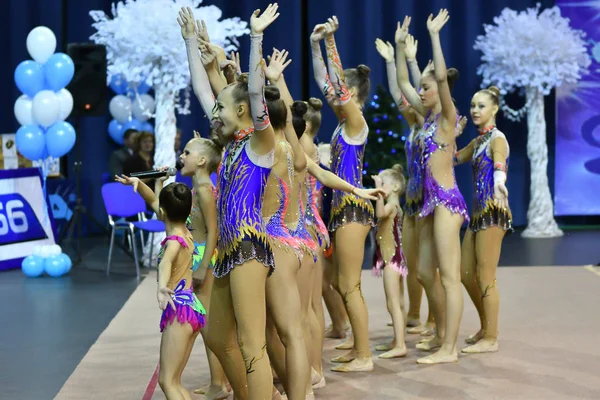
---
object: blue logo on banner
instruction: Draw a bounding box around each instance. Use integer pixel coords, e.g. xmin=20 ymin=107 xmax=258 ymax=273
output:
xmin=0 ymin=194 xmax=48 ymax=246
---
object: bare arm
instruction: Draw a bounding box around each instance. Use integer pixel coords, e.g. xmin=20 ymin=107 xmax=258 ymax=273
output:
xmin=454 ymin=138 xmax=476 ymax=166
xmin=395 ymin=18 xmax=428 ymax=117
xmin=196 ymin=186 xmax=217 ymax=272
xmin=428 ymin=10 xmax=455 ymax=127
xmin=114 ymin=175 xmax=161 ymax=217
xmin=310 ymin=24 xmax=341 ymax=115
xmin=491 ymin=136 xmax=509 ymax=208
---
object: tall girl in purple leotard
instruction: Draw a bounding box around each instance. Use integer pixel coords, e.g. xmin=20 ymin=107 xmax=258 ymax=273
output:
xmin=181 ymin=5 xmax=281 ymax=399
xmin=396 ymin=10 xmax=467 ymax=365
xmin=456 ymin=86 xmax=511 ymax=355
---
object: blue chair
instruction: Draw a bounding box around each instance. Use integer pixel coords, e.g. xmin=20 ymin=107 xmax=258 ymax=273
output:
xmin=101 ymin=183 xmax=165 ymax=278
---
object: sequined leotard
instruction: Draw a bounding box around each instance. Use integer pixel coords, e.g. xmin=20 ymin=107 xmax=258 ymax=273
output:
xmin=305 ymin=144 xmax=330 ymax=248
xmin=418 ymin=113 xmax=469 ymax=221
xmin=328 ymin=121 xmax=374 ymax=231
xmin=373 ymin=205 xmax=408 ymax=277
xmin=469 ymin=127 xmax=513 ymax=232
xmin=213 ymin=129 xmax=275 ymax=278
xmin=404 ymin=125 xmax=424 ymax=217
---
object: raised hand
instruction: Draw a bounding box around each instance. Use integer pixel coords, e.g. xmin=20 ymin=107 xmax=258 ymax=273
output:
xmin=323 ymin=16 xmax=339 ymax=36
xmin=193 ymin=130 xmax=202 ymax=139
xmin=177 ymin=7 xmax=196 ymax=40
xmin=250 ymin=3 xmax=280 ymax=35
xmin=457 ymin=116 xmax=468 ymax=137
xmin=375 ymin=38 xmax=394 ymax=62
xmin=114 ymin=175 xmax=140 ymax=192
xmin=493 ymin=182 xmax=509 ymax=210
xmin=371 ymin=174 xmax=383 ymax=188
xmin=427 ymin=9 xmax=449 ymax=35
xmin=405 ymin=34 xmax=418 ymax=60
xmin=395 ymin=16 xmax=411 ymax=44
xmin=198 ymin=40 xmax=217 ymax=67
xmin=264 ymin=48 xmax=292 ymax=83
xmin=157 ymin=287 xmax=176 ymax=311
xmin=310 ymin=24 xmax=327 ymax=42
xmin=354 ymin=187 xmax=386 ymax=201
xmin=195 ymin=19 xmax=210 ymax=43
xmin=422 ymin=59 xmax=434 ymax=76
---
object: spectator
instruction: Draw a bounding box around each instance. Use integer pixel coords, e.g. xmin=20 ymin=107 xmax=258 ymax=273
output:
xmin=123 ymin=131 xmax=156 ymax=188
xmin=108 ymin=129 xmax=139 ymax=179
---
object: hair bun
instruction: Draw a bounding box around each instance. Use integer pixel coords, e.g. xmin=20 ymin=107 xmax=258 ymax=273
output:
xmin=487 ymin=86 xmax=500 ymax=98
xmin=357 ymin=64 xmax=371 ymax=77
xmin=307 ymin=97 xmax=323 ymax=111
xmin=264 ymin=85 xmax=281 ymax=101
xmin=174 ymin=183 xmax=189 ymax=199
xmin=392 ymin=164 xmax=404 ymax=175
xmin=236 ymin=73 xmax=249 ymax=84
xmin=291 ymin=100 xmax=308 ymax=117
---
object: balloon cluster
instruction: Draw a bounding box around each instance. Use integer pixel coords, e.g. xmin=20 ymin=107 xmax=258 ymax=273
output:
xmin=21 ymin=244 xmax=72 ymax=278
xmin=108 ymin=75 xmax=156 ymax=145
xmin=14 ymin=27 xmax=77 ymax=161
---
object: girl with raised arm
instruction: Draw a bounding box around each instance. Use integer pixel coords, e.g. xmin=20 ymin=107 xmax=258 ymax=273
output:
xmin=456 ymin=86 xmax=512 ymax=354
xmin=182 ymin=4 xmax=280 ymax=399
xmin=311 ymin=16 xmax=375 ymax=373
xmin=395 ymin=10 xmax=468 ymax=365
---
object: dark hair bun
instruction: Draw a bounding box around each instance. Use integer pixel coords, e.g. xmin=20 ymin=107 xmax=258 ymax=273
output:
xmin=487 ymin=86 xmax=500 ymax=98
xmin=357 ymin=64 xmax=371 ymax=78
xmin=264 ymin=85 xmax=281 ymax=101
xmin=307 ymin=97 xmax=323 ymax=111
xmin=291 ymin=100 xmax=308 ymax=117
xmin=174 ymin=183 xmax=190 ymax=200
xmin=447 ymin=68 xmax=459 ymax=87
xmin=236 ymin=72 xmax=249 ymax=84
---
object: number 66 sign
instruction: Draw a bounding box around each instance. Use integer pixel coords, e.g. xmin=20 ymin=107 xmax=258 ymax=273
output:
xmin=0 ymin=168 xmax=57 ymax=271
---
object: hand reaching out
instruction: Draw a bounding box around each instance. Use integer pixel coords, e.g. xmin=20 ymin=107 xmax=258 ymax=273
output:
xmin=427 ymin=9 xmax=449 ymax=35
xmin=177 ymin=7 xmax=196 ymax=40
xmin=250 ymin=3 xmax=280 ymax=35
xmin=375 ymin=38 xmax=394 ymax=62
xmin=264 ymin=48 xmax=292 ymax=83
xmin=354 ymin=187 xmax=386 ymax=201
xmin=114 ymin=175 xmax=140 ymax=192
xmin=395 ymin=16 xmax=411 ymax=44
xmin=405 ymin=34 xmax=418 ymax=60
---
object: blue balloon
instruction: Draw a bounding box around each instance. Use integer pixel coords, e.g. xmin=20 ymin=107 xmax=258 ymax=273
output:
xmin=16 ymin=125 xmax=46 ymax=160
xmin=22 ymin=255 xmax=45 ymax=277
xmin=122 ymin=119 xmax=143 ymax=132
xmin=45 ymin=255 xmax=66 ymax=277
xmin=140 ymin=121 xmax=154 ymax=133
xmin=136 ymin=79 xmax=151 ymax=95
xmin=15 ymin=60 xmax=45 ymax=98
xmin=45 ymin=121 xmax=76 ymax=158
xmin=44 ymin=53 xmax=75 ymax=92
xmin=109 ymin=74 xmax=128 ymax=94
xmin=108 ymin=119 xmax=125 ymax=144
xmin=58 ymin=253 xmax=72 ymax=274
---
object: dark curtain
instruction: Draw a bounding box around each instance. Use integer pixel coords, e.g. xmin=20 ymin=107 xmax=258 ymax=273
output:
xmin=1 ymin=0 xmax=555 ymax=231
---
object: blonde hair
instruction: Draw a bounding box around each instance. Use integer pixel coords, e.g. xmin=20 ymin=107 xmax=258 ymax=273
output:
xmin=477 ymin=85 xmax=500 ymax=105
xmin=188 ymin=137 xmax=222 ymax=173
xmin=381 ymin=164 xmax=406 ymax=196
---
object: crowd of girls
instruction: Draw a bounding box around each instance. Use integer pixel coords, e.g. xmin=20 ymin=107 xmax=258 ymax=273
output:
xmin=115 ymin=5 xmax=512 ymax=399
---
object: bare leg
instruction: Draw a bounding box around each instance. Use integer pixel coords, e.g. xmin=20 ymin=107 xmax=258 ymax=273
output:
xmin=403 ymin=214 xmax=422 ymax=327
xmin=377 ymin=267 xmax=408 ymax=359
xmin=414 ymin=216 xmax=445 ymax=352
xmin=297 ymin=255 xmax=317 ymax=395
xmin=417 ymin=207 xmax=463 ymax=365
xmin=266 ymin=315 xmax=287 ymax=391
xmin=310 ymin=253 xmax=326 ymax=377
xmin=205 ymin=276 xmax=248 ymax=400
xmin=330 ymin=223 xmax=373 ymax=372
xmin=322 ymin=251 xmax=349 ymax=338
xmin=266 ymin=249 xmax=308 ymax=400
xmin=463 ymin=227 xmax=505 ymax=353
xmin=230 ymin=261 xmax=272 ymax=400
xmin=460 ymin=229 xmax=485 ymax=345
xmin=159 ymin=322 xmax=194 ymax=400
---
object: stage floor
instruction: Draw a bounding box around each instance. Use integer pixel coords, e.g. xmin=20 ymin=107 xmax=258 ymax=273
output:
xmin=2 ymin=230 xmax=600 ymax=399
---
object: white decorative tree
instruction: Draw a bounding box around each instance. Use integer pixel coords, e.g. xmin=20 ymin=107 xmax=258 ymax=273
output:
xmin=474 ymin=5 xmax=591 ymax=238
xmin=90 ymin=0 xmax=248 ymax=265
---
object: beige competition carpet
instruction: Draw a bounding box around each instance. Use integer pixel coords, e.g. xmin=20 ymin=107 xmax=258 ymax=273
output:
xmin=56 ymin=266 xmax=600 ymax=400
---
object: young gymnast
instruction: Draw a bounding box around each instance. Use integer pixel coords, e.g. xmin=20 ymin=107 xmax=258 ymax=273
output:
xmin=455 ymin=86 xmax=512 ymax=354
xmin=311 ymin=15 xmax=375 ymax=373
xmin=371 ymin=165 xmax=409 ymax=359
xmin=115 ymin=176 xmax=205 ymax=400
xmin=395 ymin=10 xmax=468 ymax=364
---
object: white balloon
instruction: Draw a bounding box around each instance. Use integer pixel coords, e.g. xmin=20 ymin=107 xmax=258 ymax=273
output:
xmin=26 ymin=26 xmax=57 ymax=64
xmin=132 ymin=94 xmax=156 ymax=122
xmin=32 ymin=245 xmax=45 ymax=257
xmin=109 ymin=95 xmax=133 ymax=124
xmin=14 ymin=95 xmax=34 ymax=125
xmin=40 ymin=245 xmax=52 ymax=258
xmin=32 ymin=90 xmax=60 ymax=128
xmin=50 ymin=244 xmax=62 ymax=256
xmin=56 ymin=89 xmax=74 ymax=121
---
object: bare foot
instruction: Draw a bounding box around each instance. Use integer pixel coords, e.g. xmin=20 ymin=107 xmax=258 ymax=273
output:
xmin=379 ymin=346 xmax=408 ymax=359
xmin=375 ymin=340 xmax=396 ymax=351
xmin=462 ymin=339 xmax=498 ymax=354
xmin=387 ymin=320 xmax=393 ymax=326
xmin=415 ymin=336 xmax=442 ymax=351
xmin=335 ymin=335 xmax=354 ymax=350
xmin=331 ymin=357 xmax=374 ymax=372
xmin=464 ymin=329 xmax=485 ymax=344
xmin=406 ymin=318 xmax=421 ymax=328
xmin=331 ymin=350 xmax=356 ymax=363
xmin=205 ymin=386 xmax=231 ymax=400
xmin=417 ymin=349 xmax=458 ymax=365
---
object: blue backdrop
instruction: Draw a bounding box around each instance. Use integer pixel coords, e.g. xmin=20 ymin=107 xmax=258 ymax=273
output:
xmin=1 ymin=0 xmax=556 ymax=233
